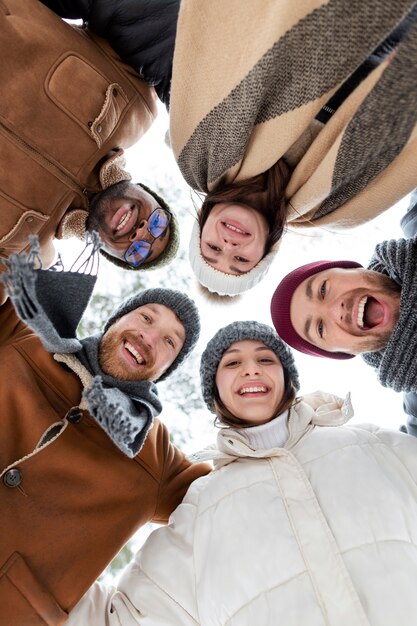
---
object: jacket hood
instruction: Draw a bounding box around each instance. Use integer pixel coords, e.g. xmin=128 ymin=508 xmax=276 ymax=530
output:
xmin=191 ymin=391 xmax=353 ymax=468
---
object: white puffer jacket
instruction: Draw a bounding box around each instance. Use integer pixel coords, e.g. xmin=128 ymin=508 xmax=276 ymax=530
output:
xmin=67 ymin=392 xmax=417 ymax=626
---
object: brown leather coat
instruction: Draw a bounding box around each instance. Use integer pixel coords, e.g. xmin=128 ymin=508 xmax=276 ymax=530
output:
xmin=0 ymin=300 xmax=210 ymax=625
xmin=0 ymin=0 xmax=157 ymax=274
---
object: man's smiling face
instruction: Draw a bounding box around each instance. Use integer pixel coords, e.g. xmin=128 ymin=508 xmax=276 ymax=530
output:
xmin=99 ymin=304 xmax=185 ymax=381
xmin=86 ymin=182 xmax=170 ymax=266
xmin=290 ymin=268 xmax=401 ymax=355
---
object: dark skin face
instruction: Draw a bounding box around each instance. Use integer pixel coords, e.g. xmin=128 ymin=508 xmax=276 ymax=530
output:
xmin=86 ymin=182 xmax=170 ymax=265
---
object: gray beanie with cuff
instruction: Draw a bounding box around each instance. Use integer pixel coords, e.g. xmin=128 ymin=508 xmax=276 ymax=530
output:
xmin=200 ymin=320 xmax=300 ymax=412
xmin=104 ymin=288 xmax=200 ymax=381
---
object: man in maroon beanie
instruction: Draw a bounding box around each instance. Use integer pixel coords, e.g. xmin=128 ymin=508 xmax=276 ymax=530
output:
xmin=271 ymin=191 xmax=417 ymax=362
xmin=270 ymin=259 xmax=401 ymax=360
xmin=270 ymin=226 xmax=417 ymax=437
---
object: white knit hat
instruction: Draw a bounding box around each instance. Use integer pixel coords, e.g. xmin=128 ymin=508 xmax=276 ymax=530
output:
xmin=188 ymin=220 xmax=279 ymax=296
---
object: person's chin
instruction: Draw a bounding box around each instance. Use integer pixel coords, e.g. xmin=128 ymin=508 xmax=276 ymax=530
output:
xmin=114 ymin=365 xmax=149 ymax=381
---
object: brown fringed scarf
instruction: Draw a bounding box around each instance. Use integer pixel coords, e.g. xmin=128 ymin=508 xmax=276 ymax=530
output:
xmin=170 ymin=0 xmax=417 ymax=232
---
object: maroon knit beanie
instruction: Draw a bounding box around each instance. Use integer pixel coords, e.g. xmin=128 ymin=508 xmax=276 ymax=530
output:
xmin=270 ymin=260 xmax=363 ymax=359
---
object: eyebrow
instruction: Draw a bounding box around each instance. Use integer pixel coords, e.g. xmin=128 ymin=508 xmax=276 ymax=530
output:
xmin=302 ymin=277 xmax=319 ymax=342
xmin=173 ymin=313 xmax=186 ymax=344
xmin=202 ymin=254 xmax=217 ymax=264
xmin=304 ymin=317 xmax=313 ymax=343
xmin=201 ymin=254 xmax=246 ymax=276
xmin=306 ymin=277 xmax=314 ymax=299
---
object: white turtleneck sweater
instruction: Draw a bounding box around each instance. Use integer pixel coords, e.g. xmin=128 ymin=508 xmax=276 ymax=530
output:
xmin=240 ymin=410 xmax=289 ymax=450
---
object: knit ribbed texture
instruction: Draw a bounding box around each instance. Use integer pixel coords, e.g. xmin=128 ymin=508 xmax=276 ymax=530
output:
xmin=77 ymin=334 xmax=162 ymax=457
xmin=200 ymin=321 xmax=299 ymax=413
xmin=362 ymin=237 xmax=417 ymax=392
xmin=240 ymin=410 xmax=289 ymax=450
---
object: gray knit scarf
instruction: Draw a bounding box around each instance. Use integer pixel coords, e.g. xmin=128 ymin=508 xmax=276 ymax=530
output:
xmin=362 ymin=236 xmax=417 ymax=392
xmin=0 ymin=236 xmax=162 ymax=458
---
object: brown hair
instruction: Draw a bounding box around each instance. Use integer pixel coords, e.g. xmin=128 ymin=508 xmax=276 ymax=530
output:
xmin=198 ymin=158 xmax=290 ymax=256
xmin=213 ymin=368 xmax=298 ymax=429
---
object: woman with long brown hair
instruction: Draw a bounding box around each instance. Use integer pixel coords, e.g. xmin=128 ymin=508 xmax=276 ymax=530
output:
xmin=173 ymin=1 xmax=417 ymax=296
xmin=190 ymin=159 xmax=291 ymax=296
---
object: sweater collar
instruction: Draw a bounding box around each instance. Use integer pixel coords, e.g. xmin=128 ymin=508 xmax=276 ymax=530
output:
xmin=192 ymin=391 xmax=353 ymax=467
xmin=239 ymin=410 xmax=289 ymax=450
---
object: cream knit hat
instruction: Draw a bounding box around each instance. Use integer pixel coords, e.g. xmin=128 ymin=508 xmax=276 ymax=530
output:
xmin=188 ymin=220 xmax=278 ymax=296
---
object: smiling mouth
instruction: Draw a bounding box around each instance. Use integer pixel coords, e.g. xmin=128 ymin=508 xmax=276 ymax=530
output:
xmin=124 ymin=340 xmax=146 ymax=365
xmin=238 ymin=385 xmax=269 ymax=395
xmin=356 ymin=295 xmax=385 ymax=330
xmin=221 ymin=221 xmax=250 ymax=236
xmin=111 ymin=204 xmax=138 ymax=237
xmin=116 ymin=208 xmax=133 ymax=231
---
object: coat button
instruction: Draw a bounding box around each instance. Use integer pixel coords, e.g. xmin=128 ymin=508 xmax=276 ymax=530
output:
xmin=26 ymin=216 xmax=34 ymax=223
xmin=96 ymin=124 xmax=102 ymax=133
xmin=67 ymin=407 xmax=83 ymax=424
xmin=87 ymin=121 xmax=93 ymax=128
xmin=3 ymin=468 xmax=22 ymax=488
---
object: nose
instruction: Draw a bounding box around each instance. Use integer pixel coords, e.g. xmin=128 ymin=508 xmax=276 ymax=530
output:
xmin=241 ymin=360 xmax=261 ymax=377
xmin=318 ymin=296 xmax=346 ymax=326
xmin=129 ymin=218 xmax=148 ymax=242
xmin=328 ymin=296 xmax=346 ymax=323
xmin=222 ymin=238 xmax=239 ymax=249
xmin=138 ymin=326 xmax=158 ymax=350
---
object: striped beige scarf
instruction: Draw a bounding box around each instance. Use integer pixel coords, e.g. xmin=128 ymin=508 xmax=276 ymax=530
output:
xmin=170 ymin=0 xmax=417 ymax=232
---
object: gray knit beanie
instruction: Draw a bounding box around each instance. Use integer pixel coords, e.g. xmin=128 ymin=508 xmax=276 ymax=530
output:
xmin=200 ymin=321 xmax=300 ymax=412
xmin=104 ymin=288 xmax=200 ymax=381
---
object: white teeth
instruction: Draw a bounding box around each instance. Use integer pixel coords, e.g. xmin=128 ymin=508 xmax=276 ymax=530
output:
xmin=239 ymin=386 xmax=267 ymax=395
xmin=116 ymin=208 xmax=132 ymax=231
xmin=357 ymin=296 xmax=368 ymax=328
xmin=224 ymin=222 xmax=247 ymax=235
xmin=125 ymin=341 xmax=144 ymax=364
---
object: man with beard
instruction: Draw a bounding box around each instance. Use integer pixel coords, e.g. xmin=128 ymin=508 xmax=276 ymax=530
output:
xmin=0 ymin=241 xmax=209 ymax=625
xmin=270 ymin=229 xmax=417 ymax=432
xmin=0 ymin=0 xmax=179 ymax=306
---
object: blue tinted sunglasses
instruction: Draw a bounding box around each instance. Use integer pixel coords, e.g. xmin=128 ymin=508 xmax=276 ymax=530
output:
xmin=124 ymin=208 xmax=171 ymax=268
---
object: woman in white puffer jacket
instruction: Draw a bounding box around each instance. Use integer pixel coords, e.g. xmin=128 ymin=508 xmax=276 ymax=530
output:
xmin=68 ymin=321 xmax=417 ymax=626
